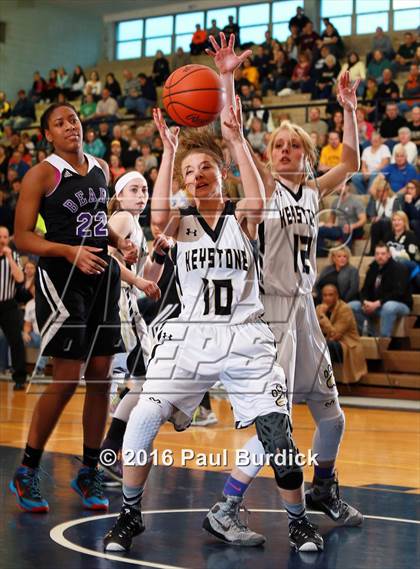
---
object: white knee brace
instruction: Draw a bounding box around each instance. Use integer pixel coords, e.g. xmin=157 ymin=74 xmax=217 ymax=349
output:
xmin=123 ymin=395 xmax=174 ymax=461
xmin=307 ymin=398 xmax=345 ymax=463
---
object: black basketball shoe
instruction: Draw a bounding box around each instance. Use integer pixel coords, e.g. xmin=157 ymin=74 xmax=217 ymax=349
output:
xmin=305 ymin=474 xmax=363 ymax=526
xmin=103 ymin=505 xmax=145 ymax=551
xmin=289 ymin=516 xmax=324 ymax=552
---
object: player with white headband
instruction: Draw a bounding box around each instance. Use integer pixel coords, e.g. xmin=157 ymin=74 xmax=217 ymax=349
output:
xmin=100 ymin=169 xmax=173 ymax=484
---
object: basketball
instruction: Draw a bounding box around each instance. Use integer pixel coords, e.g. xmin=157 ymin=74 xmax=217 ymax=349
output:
xmin=162 ymin=64 xmax=226 ymax=127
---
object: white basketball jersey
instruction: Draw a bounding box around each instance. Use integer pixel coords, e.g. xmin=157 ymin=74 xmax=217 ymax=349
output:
xmin=110 ymin=211 xmax=148 ymax=280
xmin=260 ymin=179 xmax=320 ymax=296
xmin=174 ymin=201 xmax=263 ymax=324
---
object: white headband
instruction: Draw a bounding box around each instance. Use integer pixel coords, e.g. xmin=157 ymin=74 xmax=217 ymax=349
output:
xmin=115 ymin=171 xmax=145 ymax=196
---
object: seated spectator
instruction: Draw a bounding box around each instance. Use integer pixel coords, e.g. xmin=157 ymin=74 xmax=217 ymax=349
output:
xmin=97 ymin=121 xmax=111 ymax=148
xmin=207 ymin=19 xmax=220 ymax=38
xmin=140 ymin=142 xmax=158 ymax=171
xmin=223 ymin=15 xmax=240 ymax=47
xmin=314 ymin=54 xmax=340 ymax=99
xmin=23 ymin=292 xmax=49 ymax=377
xmin=367 ymin=51 xmax=392 ymax=82
xmin=5 ymin=90 xmax=35 ymax=130
xmin=394 ymin=180 xmax=420 ymax=239
xmin=339 ymin=52 xmax=365 ymax=96
xmin=70 ymin=65 xmax=86 ymax=99
xmin=111 ymin=124 xmax=129 ymax=153
xmin=241 ymin=58 xmax=259 ymax=89
xmin=56 ymin=67 xmax=71 ymax=96
xmin=391 ymin=130 xmax=418 ymax=166
xmin=318 ymin=131 xmax=343 ymax=173
xmin=349 ymin=243 xmax=412 ymax=337
xmin=83 ymin=128 xmax=106 ymax=158
xmin=245 ymin=95 xmax=274 ymax=132
xmin=261 ymin=30 xmax=275 ymax=58
xmin=316 ymin=284 xmax=367 ymax=383
xmin=312 ymin=44 xmax=331 ymax=73
xmin=119 ymin=69 xmax=139 ymax=106
xmin=377 ymin=69 xmax=400 ymax=117
xmin=125 ymin=73 xmax=157 ymax=118
xmin=0 ymin=145 xmax=8 ymax=179
xmin=190 ymin=24 xmax=208 ymax=55
xmin=238 ymin=83 xmax=254 ymax=110
xmin=302 ymin=106 xmax=328 ymax=137
xmin=262 ymin=49 xmax=293 ymax=95
xmin=380 ymin=146 xmax=419 ymax=192
xmin=91 ymin=88 xmax=119 ymax=122
xmin=366 ymin=176 xmax=397 ymax=253
xmin=356 ymin=107 xmax=374 ymax=148
xmin=288 ymin=53 xmax=312 ymax=92
xmin=46 ymin=68 xmax=59 ymax=102
xmin=104 ymin=72 xmax=122 ymax=99
xmin=367 ymin=27 xmax=394 ymax=64
xmin=29 ymin=71 xmax=47 ymax=103
xmin=387 ymin=212 xmax=420 ymax=283
xmin=327 ymin=109 xmax=344 ymax=137
xmin=84 ymin=70 xmax=102 ymax=100
xmin=18 ymin=259 xmax=36 ymax=304
xmin=379 ymin=103 xmax=408 ymax=148
xmin=399 ymin=64 xmax=420 ymax=115
xmin=171 ymin=47 xmax=191 ymax=70
xmin=9 ymin=150 xmax=30 ymax=178
xmin=79 ymin=93 xmax=97 ymax=121
xmin=392 ymin=31 xmax=418 ymax=75
xmin=317 ymin=180 xmax=367 ymax=256
xmin=109 ymin=154 xmax=125 ymax=183
xmin=0 ymin=225 xmax=27 ymax=389
xmin=352 ymin=131 xmax=391 ymax=195
xmin=247 ymin=117 xmax=266 ymax=155
xmin=288 ymin=6 xmax=310 ymax=33
xmin=362 ymin=77 xmax=379 ymax=122
xmin=253 ymin=45 xmax=271 ymax=83
xmin=0 ymin=91 xmax=11 ymax=124
xmin=320 ymin=22 xmax=344 ymax=59
xmin=152 ymin=50 xmax=170 ymax=87
xmin=300 ymin=21 xmax=320 ymax=55
xmin=285 ymin=24 xmax=300 ymax=63
xmin=315 ymin=246 xmax=360 ymax=303
xmin=122 ymin=138 xmax=141 ymax=168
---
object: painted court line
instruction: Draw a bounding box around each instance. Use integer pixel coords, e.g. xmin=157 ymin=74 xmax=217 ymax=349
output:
xmin=50 ymin=508 xmax=420 ymax=569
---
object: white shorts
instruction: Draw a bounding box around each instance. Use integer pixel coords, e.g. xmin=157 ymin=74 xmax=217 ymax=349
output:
xmin=142 ymin=319 xmax=289 ymax=429
xmin=262 ymin=293 xmax=338 ymax=405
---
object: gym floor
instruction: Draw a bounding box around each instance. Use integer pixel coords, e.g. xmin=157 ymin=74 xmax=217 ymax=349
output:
xmin=1 ymin=382 xmax=419 ymax=569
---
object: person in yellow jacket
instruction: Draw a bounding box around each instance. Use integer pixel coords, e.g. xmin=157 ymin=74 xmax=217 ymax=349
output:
xmin=317 ymin=283 xmax=367 ymax=383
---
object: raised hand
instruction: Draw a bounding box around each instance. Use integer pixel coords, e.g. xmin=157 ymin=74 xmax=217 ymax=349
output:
xmin=153 ymin=234 xmax=174 ymax=255
xmin=206 ymin=32 xmax=252 ymax=75
xmin=223 ymin=95 xmax=245 ymax=144
xmin=153 ymin=107 xmax=180 ymax=154
xmin=337 ymin=71 xmax=359 ymax=112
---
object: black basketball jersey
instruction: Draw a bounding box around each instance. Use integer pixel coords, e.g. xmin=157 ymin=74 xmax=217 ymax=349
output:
xmin=40 ymin=153 xmax=109 ymax=248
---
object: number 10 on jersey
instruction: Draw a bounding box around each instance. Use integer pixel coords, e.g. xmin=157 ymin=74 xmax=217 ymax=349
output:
xmin=202 ymin=278 xmax=233 ymax=316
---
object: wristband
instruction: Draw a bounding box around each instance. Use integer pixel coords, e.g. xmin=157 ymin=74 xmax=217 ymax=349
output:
xmin=152 ymin=251 xmax=166 ymax=265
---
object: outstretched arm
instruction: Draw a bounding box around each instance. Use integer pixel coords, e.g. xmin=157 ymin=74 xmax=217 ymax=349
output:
xmin=309 ymin=71 xmax=360 ymax=197
xmin=150 ymin=108 xmax=180 ymax=235
xmin=207 ymin=33 xmax=275 ymax=197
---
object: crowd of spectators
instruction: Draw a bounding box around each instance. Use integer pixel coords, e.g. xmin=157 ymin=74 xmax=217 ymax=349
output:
xmin=0 ymin=8 xmax=419 ymax=383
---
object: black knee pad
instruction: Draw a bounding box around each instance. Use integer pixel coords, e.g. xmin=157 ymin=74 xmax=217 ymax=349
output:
xmin=255 ymin=412 xmax=302 ymax=484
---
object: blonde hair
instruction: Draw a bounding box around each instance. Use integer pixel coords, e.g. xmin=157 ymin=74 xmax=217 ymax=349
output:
xmin=266 ymin=121 xmax=318 ymax=182
xmin=329 ymin=245 xmax=351 ymax=264
xmin=392 ymin=210 xmax=410 ymax=232
xmin=370 ymin=175 xmax=392 ymax=198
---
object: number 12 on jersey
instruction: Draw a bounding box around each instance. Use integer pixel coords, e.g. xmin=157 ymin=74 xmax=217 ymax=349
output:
xmin=293 ymin=234 xmax=313 ymax=274
xmin=202 ymin=278 xmax=233 ymax=315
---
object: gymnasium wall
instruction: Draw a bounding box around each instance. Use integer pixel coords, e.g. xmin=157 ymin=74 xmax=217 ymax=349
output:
xmin=0 ymin=0 xmax=104 ymax=99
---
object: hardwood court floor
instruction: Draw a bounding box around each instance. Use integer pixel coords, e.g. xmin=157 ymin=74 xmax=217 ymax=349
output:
xmin=1 ymin=382 xmax=419 ymax=491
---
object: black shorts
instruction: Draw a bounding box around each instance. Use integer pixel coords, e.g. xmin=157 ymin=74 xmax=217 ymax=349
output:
xmin=35 ymin=255 xmax=123 ymax=360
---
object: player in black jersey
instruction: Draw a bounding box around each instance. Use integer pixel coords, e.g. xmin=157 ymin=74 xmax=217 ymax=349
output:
xmin=9 ymin=103 xmax=138 ymax=513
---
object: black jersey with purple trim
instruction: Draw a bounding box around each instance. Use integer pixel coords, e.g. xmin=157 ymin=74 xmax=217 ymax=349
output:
xmin=40 ymin=153 xmax=109 ymax=249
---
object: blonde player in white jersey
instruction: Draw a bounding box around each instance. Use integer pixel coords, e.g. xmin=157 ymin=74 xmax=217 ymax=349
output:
xmin=203 ymin=33 xmax=363 ymax=545
xmin=103 ymin=93 xmax=323 ymax=551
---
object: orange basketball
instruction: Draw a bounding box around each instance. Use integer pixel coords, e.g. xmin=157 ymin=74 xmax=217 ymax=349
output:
xmin=163 ymin=64 xmax=226 ymax=127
